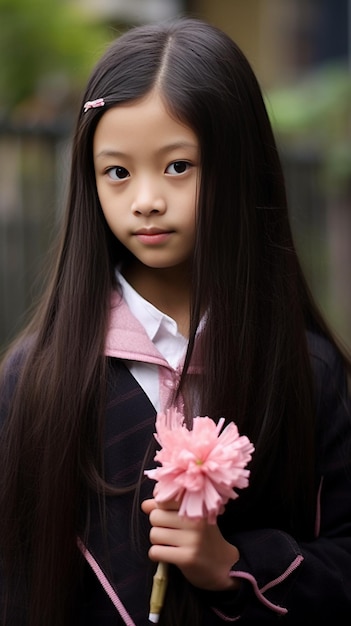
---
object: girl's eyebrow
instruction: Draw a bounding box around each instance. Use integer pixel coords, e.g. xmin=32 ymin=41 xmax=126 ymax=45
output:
xmin=158 ymin=141 xmax=198 ymax=154
xmin=95 ymin=149 xmax=128 ymax=159
xmin=95 ymin=142 xmax=198 ymax=160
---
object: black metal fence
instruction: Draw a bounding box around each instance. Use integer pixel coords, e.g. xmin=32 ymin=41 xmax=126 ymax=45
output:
xmin=0 ymin=122 xmax=71 ymax=348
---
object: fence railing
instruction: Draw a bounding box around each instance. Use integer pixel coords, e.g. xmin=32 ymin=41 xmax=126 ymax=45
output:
xmin=0 ymin=122 xmax=71 ymax=349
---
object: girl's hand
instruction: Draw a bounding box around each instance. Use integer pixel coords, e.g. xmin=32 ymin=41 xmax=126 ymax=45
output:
xmin=141 ymin=498 xmax=240 ymax=591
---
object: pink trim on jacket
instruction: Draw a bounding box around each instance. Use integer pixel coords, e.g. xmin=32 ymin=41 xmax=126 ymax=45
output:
xmin=211 ymin=558 xmax=304 ymax=622
xmin=77 ymin=538 xmax=136 ymax=626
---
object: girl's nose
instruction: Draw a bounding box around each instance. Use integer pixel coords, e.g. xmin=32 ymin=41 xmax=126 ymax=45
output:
xmin=131 ymin=181 xmax=166 ymax=216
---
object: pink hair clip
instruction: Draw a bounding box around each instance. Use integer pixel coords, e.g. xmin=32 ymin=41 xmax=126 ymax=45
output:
xmin=83 ymin=98 xmax=105 ymax=113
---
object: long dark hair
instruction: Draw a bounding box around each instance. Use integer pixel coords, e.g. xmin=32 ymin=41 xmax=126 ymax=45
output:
xmin=0 ymin=17 xmax=350 ymax=626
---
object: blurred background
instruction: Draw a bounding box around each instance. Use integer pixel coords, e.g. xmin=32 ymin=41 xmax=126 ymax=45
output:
xmin=1 ymin=0 xmax=350 ymax=351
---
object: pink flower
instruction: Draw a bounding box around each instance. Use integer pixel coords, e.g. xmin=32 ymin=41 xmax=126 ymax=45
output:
xmin=145 ymin=408 xmax=254 ymax=524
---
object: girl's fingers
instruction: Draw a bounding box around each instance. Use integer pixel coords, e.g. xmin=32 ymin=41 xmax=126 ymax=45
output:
xmin=149 ymin=526 xmax=184 ymax=546
xmin=141 ymin=497 xmax=180 ymax=516
xmin=141 ymin=498 xmax=156 ymax=514
xmin=156 ymin=498 xmax=180 ymax=511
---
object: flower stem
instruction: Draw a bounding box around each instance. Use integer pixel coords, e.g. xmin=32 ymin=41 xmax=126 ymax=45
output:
xmin=148 ymin=561 xmax=168 ymax=623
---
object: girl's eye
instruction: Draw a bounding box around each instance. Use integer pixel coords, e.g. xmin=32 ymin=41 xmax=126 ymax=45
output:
xmin=106 ymin=166 xmax=130 ymax=181
xmin=165 ymin=161 xmax=191 ymax=175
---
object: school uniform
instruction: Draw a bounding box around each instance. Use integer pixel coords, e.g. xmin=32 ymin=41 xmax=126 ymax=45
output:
xmin=1 ymin=279 xmax=351 ymax=624
xmin=75 ymin=278 xmax=351 ymax=624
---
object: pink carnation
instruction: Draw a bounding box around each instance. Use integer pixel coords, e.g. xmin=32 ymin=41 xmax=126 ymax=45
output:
xmin=145 ymin=408 xmax=254 ymax=524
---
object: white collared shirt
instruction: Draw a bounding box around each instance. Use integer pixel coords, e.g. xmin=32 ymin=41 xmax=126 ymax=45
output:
xmin=116 ymin=271 xmax=188 ymax=411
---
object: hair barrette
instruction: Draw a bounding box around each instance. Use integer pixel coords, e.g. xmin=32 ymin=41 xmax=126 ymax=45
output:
xmin=83 ymin=98 xmax=105 ymax=113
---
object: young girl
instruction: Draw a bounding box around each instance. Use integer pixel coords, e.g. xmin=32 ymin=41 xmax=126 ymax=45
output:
xmin=1 ymin=17 xmax=351 ymax=626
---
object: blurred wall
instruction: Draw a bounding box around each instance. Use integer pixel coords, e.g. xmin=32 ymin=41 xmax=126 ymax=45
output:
xmin=188 ymin=0 xmax=349 ymax=86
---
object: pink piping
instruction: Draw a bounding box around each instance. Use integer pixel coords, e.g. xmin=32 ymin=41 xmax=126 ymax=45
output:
xmin=77 ymin=537 xmax=136 ymax=626
xmin=215 ymin=553 xmax=304 ymax=619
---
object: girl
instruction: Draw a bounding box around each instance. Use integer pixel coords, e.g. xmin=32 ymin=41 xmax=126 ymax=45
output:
xmin=1 ymin=17 xmax=351 ymax=626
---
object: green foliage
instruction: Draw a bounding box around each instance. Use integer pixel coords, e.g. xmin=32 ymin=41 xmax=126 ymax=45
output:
xmin=0 ymin=0 xmax=113 ymax=113
xmin=265 ymin=63 xmax=351 ymax=189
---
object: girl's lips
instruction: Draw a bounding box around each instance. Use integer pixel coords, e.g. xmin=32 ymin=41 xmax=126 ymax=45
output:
xmin=134 ymin=229 xmax=172 ymax=245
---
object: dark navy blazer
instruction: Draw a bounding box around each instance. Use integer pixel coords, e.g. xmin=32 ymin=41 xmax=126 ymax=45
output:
xmin=1 ymin=332 xmax=351 ymax=624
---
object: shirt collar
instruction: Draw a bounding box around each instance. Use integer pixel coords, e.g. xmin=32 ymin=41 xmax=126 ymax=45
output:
xmin=116 ymin=269 xmax=182 ymax=343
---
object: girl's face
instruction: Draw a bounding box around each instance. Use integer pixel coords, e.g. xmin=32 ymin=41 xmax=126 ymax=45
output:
xmin=93 ymin=90 xmax=200 ymax=274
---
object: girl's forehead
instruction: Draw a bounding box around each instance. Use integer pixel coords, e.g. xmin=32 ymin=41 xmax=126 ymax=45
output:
xmin=93 ymin=91 xmax=198 ymax=154
xmin=95 ymin=90 xmax=181 ymax=126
